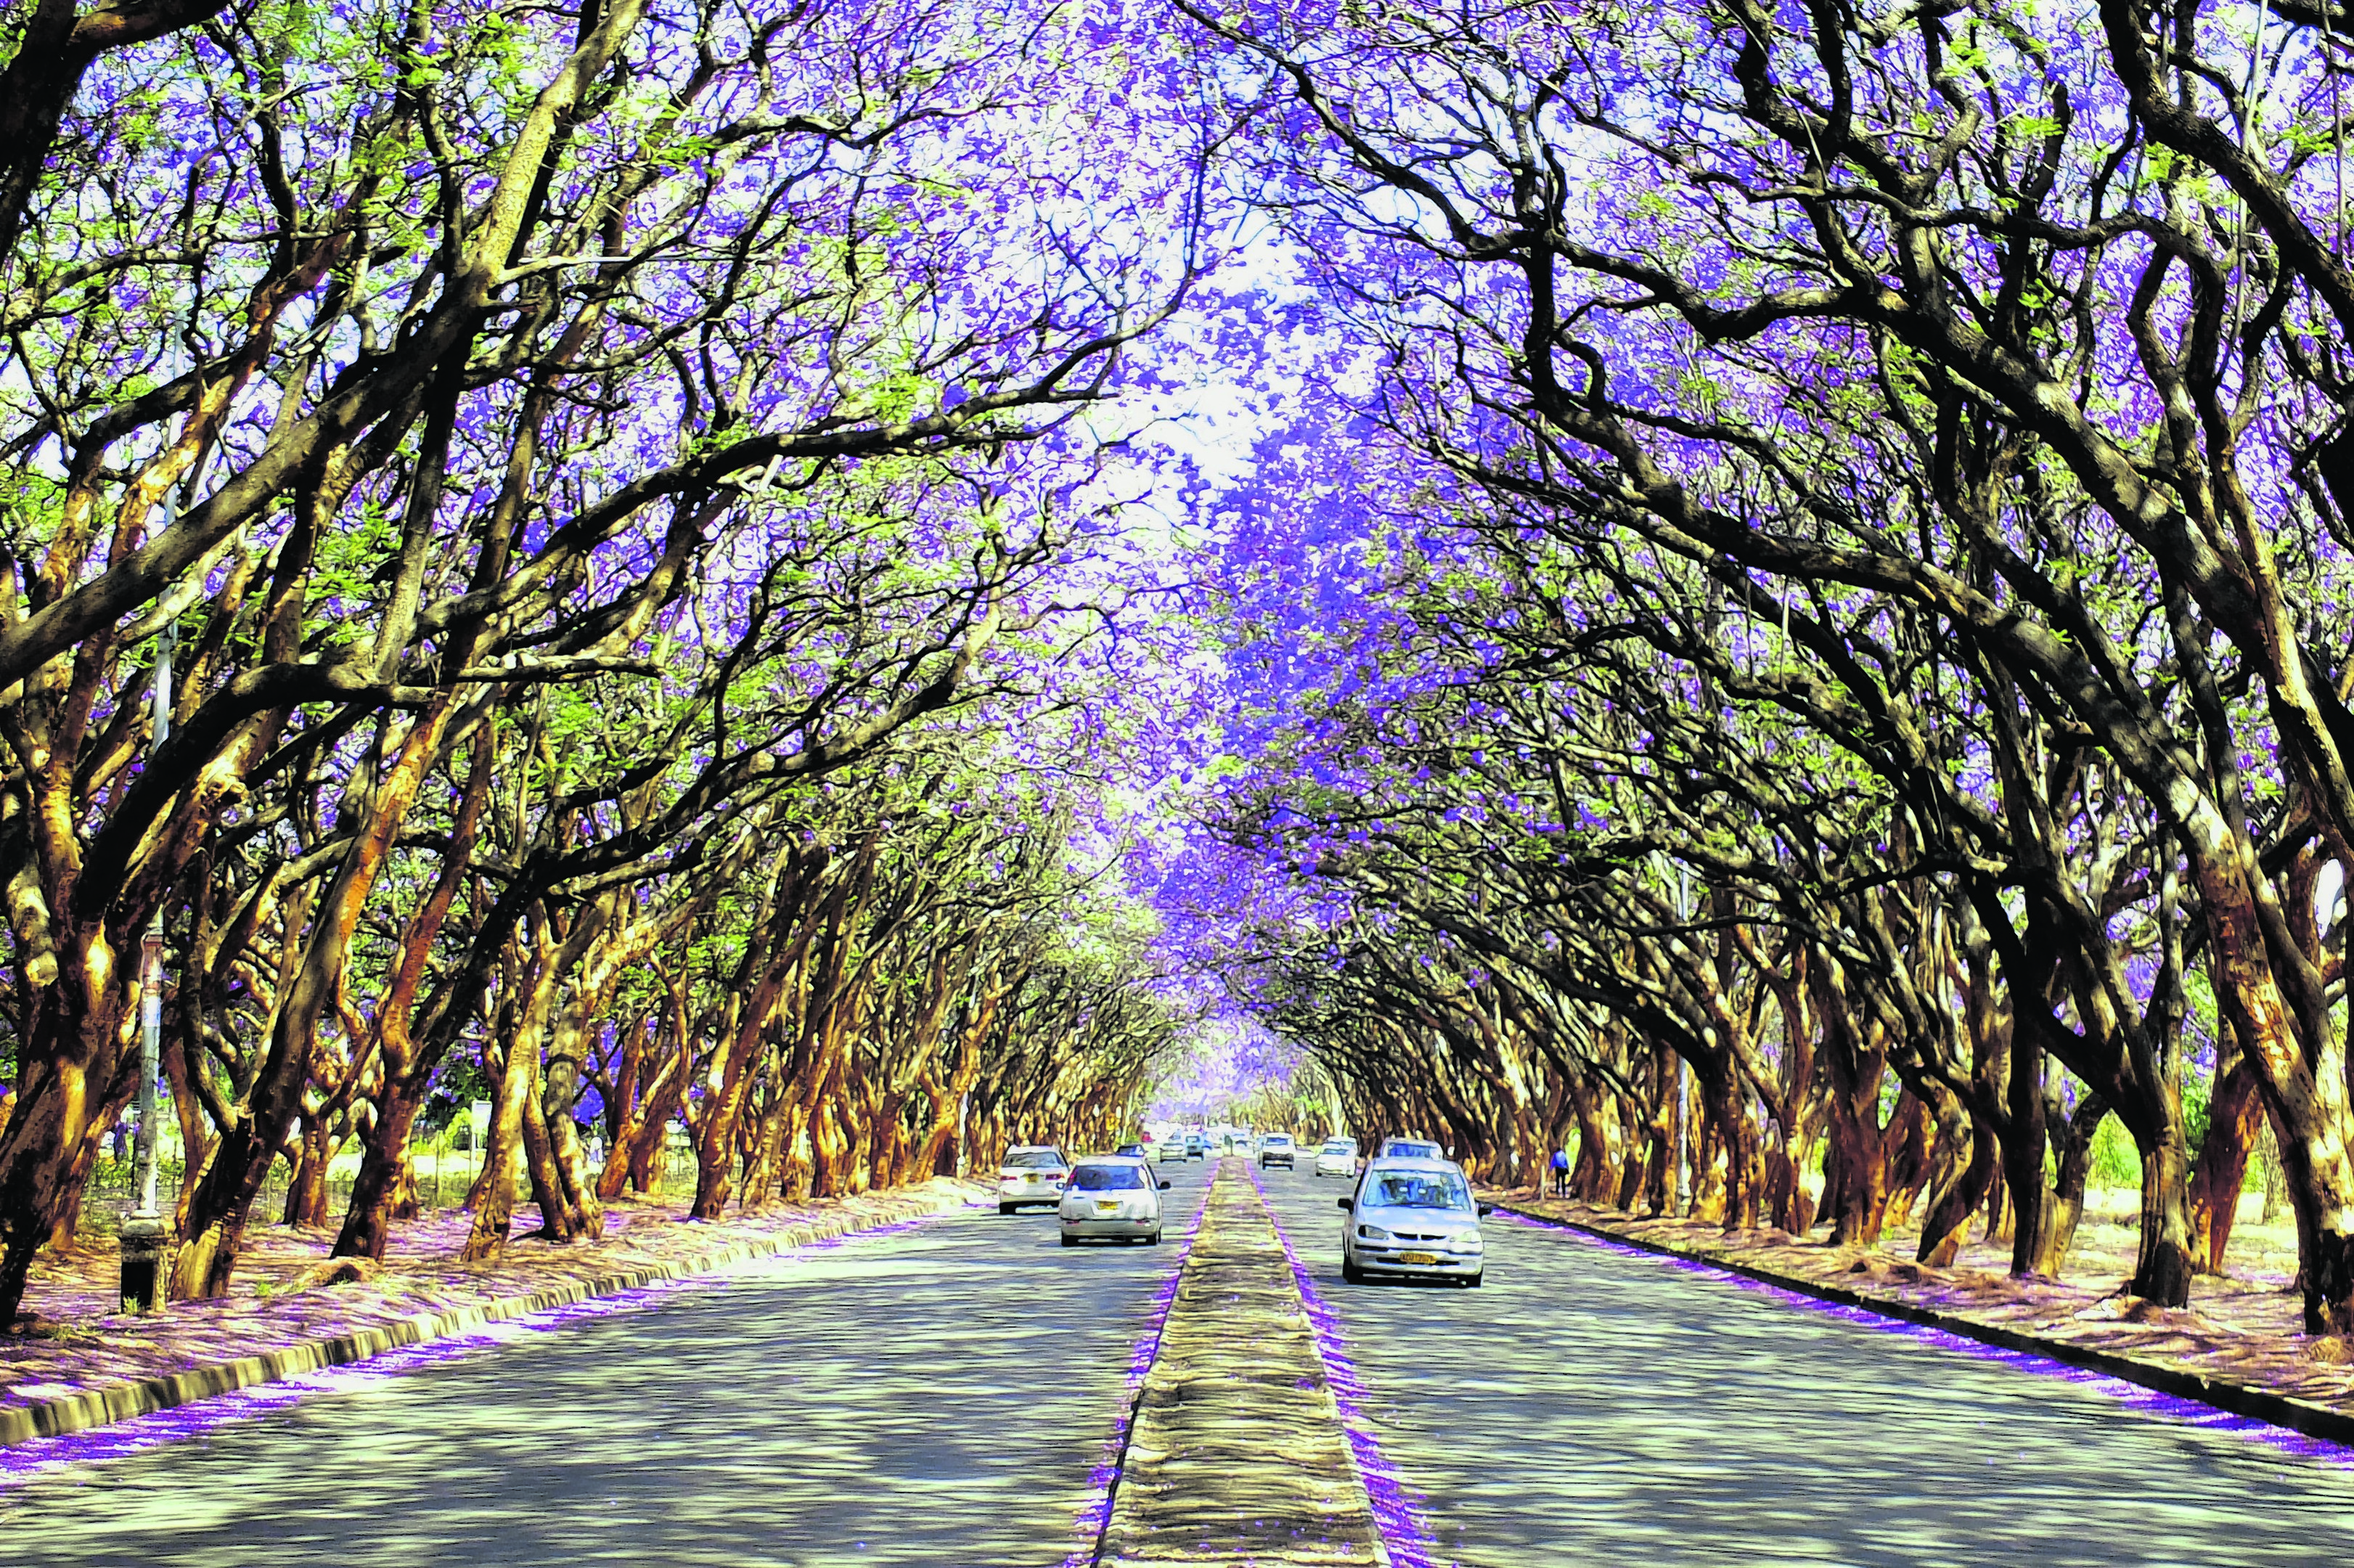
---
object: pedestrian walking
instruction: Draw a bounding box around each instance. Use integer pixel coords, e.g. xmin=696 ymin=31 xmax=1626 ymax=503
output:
xmin=1550 ymin=1146 xmax=1569 ymax=1196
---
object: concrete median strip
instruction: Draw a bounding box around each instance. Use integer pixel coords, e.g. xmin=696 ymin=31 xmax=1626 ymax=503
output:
xmin=0 ymin=1187 xmax=979 ymax=1452
xmin=1093 ymin=1160 xmax=1390 ymax=1567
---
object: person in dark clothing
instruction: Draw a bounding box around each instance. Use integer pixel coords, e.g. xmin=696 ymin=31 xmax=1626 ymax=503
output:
xmin=1550 ymin=1146 xmax=1570 ymax=1196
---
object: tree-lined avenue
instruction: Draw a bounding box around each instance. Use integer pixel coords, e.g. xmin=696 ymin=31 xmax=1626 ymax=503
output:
xmin=11 ymin=1160 xmax=2353 ymax=1564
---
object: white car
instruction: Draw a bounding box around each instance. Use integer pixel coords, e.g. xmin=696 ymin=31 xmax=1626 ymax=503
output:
xmin=1339 ymin=1156 xmax=1491 ymax=1287
xmin=1258 ymin=1133 xmax=1296 ymax=1169
xmin=1156 ymin=1140 xmax=1187 ymax=1164
xmin=1058 ymin=1158 xmax=1172 ymax=1245
xmin=996 ymin=1146 xmax=1071 ymax=1213
xmin=1314 ymin=1138 xmax=1359 ymax=1178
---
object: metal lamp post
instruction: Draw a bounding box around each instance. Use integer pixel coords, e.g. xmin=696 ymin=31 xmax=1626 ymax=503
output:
xmin=119 ymin=620 xmax=175 ymax=1313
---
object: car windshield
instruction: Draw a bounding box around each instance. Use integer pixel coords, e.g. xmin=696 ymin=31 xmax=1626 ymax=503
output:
xmin=1321 ymin=1140 xmax=1354 ymax=1155
xmin=1070 ymin=1164 xmax=1147 ymax=1191
xmin=1004 ymin=1150 xmax=1064 ymax=1169
xmin=1366 ymin=1170 xmax=1474 ymax=1211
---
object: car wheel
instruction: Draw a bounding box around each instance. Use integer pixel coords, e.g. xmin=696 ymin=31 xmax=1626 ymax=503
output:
xmin=1060 ymin=1233 xmax=1078 ymax=1247
xmin=999 ymin=1203 xmax=1015 ymax=1215
xmin=1342 ymin=1257 xmax=1365 ymax=1285
xmin=1147 ymin=1231 xmax=1162 ymax=1245
xmin=1461 ymin=1273 xmax=1483 ymax=1289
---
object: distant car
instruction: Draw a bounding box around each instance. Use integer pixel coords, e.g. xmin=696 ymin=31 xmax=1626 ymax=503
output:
xmin=1315 ymin=1138 xmax=1359 ymax=1178
xmin=1339 ymin=1156 xmax=1490 ymax=1287
xmin=1114 ymin=1143 xmax=1146 ymax=1158
xmin=1157 ymin=1140 xmax=1187 ymax=1163
xmin=1258 ymin=1133 xmax=1296 ymax=1170
xmin=996 ymin=1146 xmax=1071 ymax=1213
xmin=1378 ymin=1138 xmax=1444 ymax=1160
xmin=1058 ymin=1158 xmax=1173 ymax=1245
xmin=1184 ymin=1133 xmax=1205 ymax=1159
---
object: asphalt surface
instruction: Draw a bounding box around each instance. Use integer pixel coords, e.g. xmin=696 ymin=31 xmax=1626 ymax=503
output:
xmin=1 ymin=1163 xmax=1213 ymax=1568
xmin=1255 ymin=1162 xmax=2354 ymax=1566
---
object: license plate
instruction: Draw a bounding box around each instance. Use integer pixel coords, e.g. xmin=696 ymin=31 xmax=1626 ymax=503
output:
xmin=1095 ymin=1200 xmax=1120 ymax=1213
xmin=1398 ymin=1251 xmax=1439 ymax=1266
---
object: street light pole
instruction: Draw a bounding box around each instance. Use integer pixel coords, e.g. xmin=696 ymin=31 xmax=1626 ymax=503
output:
xmin=119 ymin=616 xmax=175 ymax=1312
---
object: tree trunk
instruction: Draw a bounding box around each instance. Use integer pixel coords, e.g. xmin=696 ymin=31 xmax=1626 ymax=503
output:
xmin=1918 ymin=1111 xmax=2001 ymax=1267
xmin=2004 ymin=1032 xmax=2050 ymax=1279
xmin=1880 ymin=1092 xmax=1932 ymax=1231
xmin=0 ymin=933 xmax=134 ymax=1323
xmin=333 ymin=1081 xmax=425 ymax=1259
xmin=460 ymin=1033 xmax=536 ymax=1262
xmin=282 ymin=1116 xmax=335 ymax=1229
xmin=2189 ymin=1050 xmax=2265 ymax=1274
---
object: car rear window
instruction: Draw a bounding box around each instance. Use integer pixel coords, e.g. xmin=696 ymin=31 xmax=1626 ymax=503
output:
xmin=1367 ymin=1171 xmax=1473 ymax=1210
xmin=1321 ymin=1141 xmax=1354 ymax=1154
xmin=1264 ymin=1135 xmax=1291 ymax=1146
xmin=1004 ymin=1150 xmax=1064 ymax=1169
xmin=1069 ymin=1164 xmax=1147 ymax=1191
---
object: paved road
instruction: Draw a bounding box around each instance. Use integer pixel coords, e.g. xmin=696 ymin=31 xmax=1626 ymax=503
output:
xmin=3 ymin=1163 xmax=1212 ymax=1567
xmin=1255 ymin=1162 xmax=2354 ymax=1567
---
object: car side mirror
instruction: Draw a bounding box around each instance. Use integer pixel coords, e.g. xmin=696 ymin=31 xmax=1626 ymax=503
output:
xmin=1337 ymin=1197 xmax=1353 ymax=1212
xmin=1158 ymin=1179 xmax=1172 ymax=1190
xmin=1477 ymin=1204 xmax=1495 ymax=1217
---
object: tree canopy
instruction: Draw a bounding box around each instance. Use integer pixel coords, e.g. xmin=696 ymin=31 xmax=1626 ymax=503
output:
xmin=7 ymin=0 xmax=2354 ymax=1347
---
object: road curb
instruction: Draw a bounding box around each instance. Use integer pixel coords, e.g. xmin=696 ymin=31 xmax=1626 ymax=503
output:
xmin=1495 ymin=1199 xmax=2354 ymax=1449
xmin=1 ymin=1186 xmax=981 ymax=1451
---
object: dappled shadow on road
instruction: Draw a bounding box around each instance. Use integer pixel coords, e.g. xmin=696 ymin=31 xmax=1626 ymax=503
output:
xmin=1256 ymin=1167 xmax=2354 ymax=1567
xmin=1 ymin=1179 xmax=1212 ymax=1568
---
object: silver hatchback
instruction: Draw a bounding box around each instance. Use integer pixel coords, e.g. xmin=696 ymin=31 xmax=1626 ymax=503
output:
xmin=1339 ymin=1157 xmax=1491 ymax=1287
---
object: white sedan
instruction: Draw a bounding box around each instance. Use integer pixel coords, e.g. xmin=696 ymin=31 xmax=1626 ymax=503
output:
xmin=1313 ymin=1138 xmax=1359 ymax=1178
xmin=996 ymin=1146 xmax=1071 ymax=1213
xmin=1339 ymin=1156 xmax=1491 ymax=1287
xmin=1058 ymin=1159 xmax=1172 ymax=1244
